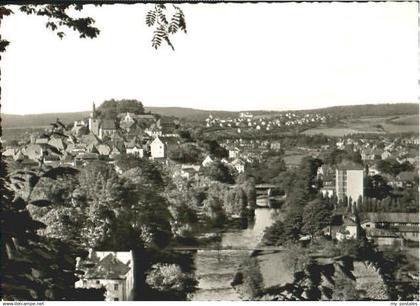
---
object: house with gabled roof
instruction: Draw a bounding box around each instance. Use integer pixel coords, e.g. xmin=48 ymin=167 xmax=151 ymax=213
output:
xmin=96 ymin=144 xmax=112 ymax=156
xmin=99 ymin=120 xmax=118 ymax=139
xmin=48 ymin=136 xmax=67 ymax=151
xmin=201 ymin=155 xmax=214 ymax=167
xmin=228 ymin=147 xmax=240 ymax=159
xmin=3 ymin=147 xmax=19 ymax=159
xmin=80 ymin=133 xmax=100 ymax=146
xmin=75 ymin=250 xmax=134 ymax=301
xmin=119 ymin=113 xmax=136 ymax=132
xmin=126 ymin=144 xmax=144 ymax=158
xmin=23 ymin=144 xmax=45 ymax=162
xmin=150 ymin=136 xmax=178 ymax=159
xmin=361 ymin=212 xmax=419 ymax=243
xmin=150 ymin=137 xmax=165 ymax=159
xmin=110 ymin=146 xmax=123 ymax=158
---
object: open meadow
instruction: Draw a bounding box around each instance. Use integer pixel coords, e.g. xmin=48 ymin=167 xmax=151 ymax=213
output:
xmin=301 ymin=114 xmax=419 ymax=137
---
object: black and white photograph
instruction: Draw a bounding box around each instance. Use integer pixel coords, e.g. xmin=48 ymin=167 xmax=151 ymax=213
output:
xmin=1 ymin=0 xmax=419 ymax=302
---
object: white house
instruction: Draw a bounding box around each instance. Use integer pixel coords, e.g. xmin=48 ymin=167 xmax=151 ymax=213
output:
xmin=381 ymin=151 xmax=392 ymax=160
xmin=75 ymin=250 xmax=135 ymax=301
xmin=126 ymin=145 xmax=144 ymax=158
xmin=201 ymin=155 xmax=214 ymax=167
xmin=228 ymin=147 xmax=240 ymax=159
xmin=336 ymin=218 xmax=358 ymax=241
xmin=150 ymin=137 xmax=166 ymax=159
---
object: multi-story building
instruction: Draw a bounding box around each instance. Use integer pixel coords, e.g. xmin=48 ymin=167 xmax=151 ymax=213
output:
xmin=75 ymin=250 xmax=135 ymax=301
xmin=335 ymin=160 xmax=364 ymax=205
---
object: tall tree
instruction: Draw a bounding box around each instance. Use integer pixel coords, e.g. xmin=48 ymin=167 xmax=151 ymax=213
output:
xmin=1 ymin=159 xmax=103 ymax=300
xmin=301 ymin=198 xmax=333 ymax=236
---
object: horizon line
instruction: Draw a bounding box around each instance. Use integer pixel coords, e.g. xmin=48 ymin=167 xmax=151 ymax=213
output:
xmin=1 ymin=102 xmax=418 ymax=116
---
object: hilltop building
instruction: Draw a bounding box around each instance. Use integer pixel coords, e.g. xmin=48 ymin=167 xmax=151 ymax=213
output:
xmin=335 ymin=160 xmax=364 ymax=205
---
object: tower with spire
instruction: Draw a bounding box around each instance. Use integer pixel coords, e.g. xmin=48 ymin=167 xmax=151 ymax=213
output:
xmin=88 ymin=102 xmax=100 ymax=136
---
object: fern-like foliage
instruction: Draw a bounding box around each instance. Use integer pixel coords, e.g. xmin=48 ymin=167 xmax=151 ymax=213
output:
xmin=19 ymin=4 xmax=100 ymax=40
xmin=2 ymin=4 xmax=186 ymax=52
xmin=146 ymin=4 xmax=187 ymax=50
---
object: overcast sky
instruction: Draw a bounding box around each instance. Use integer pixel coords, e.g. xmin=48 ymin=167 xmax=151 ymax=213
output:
xmin=1 ymin=2 xmax=418 ymax=114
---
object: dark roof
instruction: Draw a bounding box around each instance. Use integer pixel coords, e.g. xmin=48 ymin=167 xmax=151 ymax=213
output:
xmin=84 ymin=254 xmax=130 ymax=280
xmin=336 ymin=160 xmax=364 ymax=171
xmin=101 ymin=119 xmax=116 ymax=130
xmin=364 ymin=212 xmax=419 ymax=224
xmin=366 ymin=228 xmax=400 ymax=238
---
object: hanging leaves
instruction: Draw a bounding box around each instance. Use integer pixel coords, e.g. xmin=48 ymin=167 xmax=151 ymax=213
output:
xmin=2 ymin=3 xmax=186 ymax=53
xmin=19 ymin=4 xmax=100 ymax=41
xmin=146 ymin=10 xmax=156 ymax=27
xmin=146 ymin=4 xmax=187 ymax=50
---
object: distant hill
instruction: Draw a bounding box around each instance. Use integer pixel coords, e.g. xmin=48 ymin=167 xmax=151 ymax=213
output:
xmin=145 ymin=107 xmax=238 ymax=121
xmin=299 ymin=103 xmax=419 ymax=118
xmin=2 ymin=112 xmax=91 ymax=129
xmin=2 ymin=103 xmax=418 ymax=128
xmin=1 ymin=108 xmax=237 ymax=128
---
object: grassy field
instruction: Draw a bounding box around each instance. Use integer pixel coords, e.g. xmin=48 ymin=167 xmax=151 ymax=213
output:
xmin=302 ymin=127 xmax=365 ymax=137
xmin=389 ymin=114 xmax=419 ymax=125
xmin=302 ymin=114 xmax=418 ymax=137
xmin=283 ymin=150 xmax=309 ymax=167
xmin=255 ymin=251 xmax=294 ymax=289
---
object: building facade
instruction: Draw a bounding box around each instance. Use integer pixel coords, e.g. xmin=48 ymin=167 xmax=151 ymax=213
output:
xmin=75 ymin=250 xmax=135 ymax=301
xmin=336 ymin=161 xmax=364 ymax=205
xmin=150 ymin=137 xmax=166 ymax=159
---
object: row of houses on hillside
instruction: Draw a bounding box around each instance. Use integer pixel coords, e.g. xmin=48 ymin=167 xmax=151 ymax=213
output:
xmin=205 ymin=111 xmax=327 ymax=130
xmin=335 ymin=136 xmax=418 ymax=166
xmin=323 ymin=211 xmax=418 ymax=246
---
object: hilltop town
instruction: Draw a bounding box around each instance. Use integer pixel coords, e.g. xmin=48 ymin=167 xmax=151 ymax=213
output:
xmin=2 ymin=100 xmax=419 ymax=301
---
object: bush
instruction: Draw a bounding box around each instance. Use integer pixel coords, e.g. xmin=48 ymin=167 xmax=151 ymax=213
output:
xmin=145 ymin=263 xmax=197 ymax=296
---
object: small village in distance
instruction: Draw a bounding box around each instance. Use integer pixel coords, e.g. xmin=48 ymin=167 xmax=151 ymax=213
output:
xmin=2 ymin=100 xmax=419 ymax=301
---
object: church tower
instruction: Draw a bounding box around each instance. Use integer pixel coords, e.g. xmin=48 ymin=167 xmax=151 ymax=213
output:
xmin=88 ymin=102 xmax=100 ymax=136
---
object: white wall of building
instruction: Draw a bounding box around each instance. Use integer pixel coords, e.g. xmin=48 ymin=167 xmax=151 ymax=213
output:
xmin=151 ymin=138 xmax=165 ymax=159
xmin=346 ymin=170 xmax=364 ymax=204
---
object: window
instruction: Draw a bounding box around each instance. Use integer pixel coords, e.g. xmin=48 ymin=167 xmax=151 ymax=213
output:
xmin=114 ymin=298 xmax=119 ymax=301
xmin=96 ymin=280 xmax=100 ymax=285
xmin=114 ymin=284 xmax=119 ymax=291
